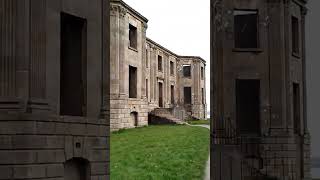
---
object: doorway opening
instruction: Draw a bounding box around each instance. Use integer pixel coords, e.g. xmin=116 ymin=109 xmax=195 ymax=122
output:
xmin=60 ymin=13 xmax=87 ymax=116
xmin=236 ymin=79 xmax=260 ymax=134
xmin=130 ymin=112 xmax=138 ymax=127
xmin=64 ymin=158 xmax=90 ymax=180
xmin=158 ymin=82 xmax=163 ymax=107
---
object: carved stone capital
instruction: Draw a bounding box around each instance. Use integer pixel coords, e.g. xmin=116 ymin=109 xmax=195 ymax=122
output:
xmin=110 ymin=4 xmax=127 ymax=17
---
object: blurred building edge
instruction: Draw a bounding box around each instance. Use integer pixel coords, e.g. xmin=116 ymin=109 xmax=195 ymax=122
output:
xmin=0 ymin=0 xmax=110 ymax=179
xmin=210 ymin=0 xmax=311 ymax=180
xmin=109 ymin=0 xmax=207 ymax=131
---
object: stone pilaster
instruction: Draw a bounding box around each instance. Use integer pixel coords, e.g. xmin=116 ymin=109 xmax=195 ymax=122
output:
xmin=118 ymin=5 xmax=127 ymax=98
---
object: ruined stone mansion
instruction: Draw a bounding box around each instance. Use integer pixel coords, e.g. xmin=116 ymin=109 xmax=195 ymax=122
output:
xmin=110 ymin=0 xmax=207 ymax=131
xmin=211 ymin=0 xmax=311 ymax=179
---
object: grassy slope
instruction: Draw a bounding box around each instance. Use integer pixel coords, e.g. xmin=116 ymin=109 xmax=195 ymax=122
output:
xmin=111 ymin=125 xmax=210 ymax=180
xmin=187 ymin=120 xmax=210 ymax=125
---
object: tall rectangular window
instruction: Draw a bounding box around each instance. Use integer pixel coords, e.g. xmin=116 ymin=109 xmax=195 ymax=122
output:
xmin=292 ymin=16 xmax=300 ymax=55
xmin=158 ymin=55 xmax=162 ymax=71
xmin=184 ymin=87 xmax=192 ymax=104
xmin=202 ymin=88 xmax=204 ymax=104
xmin=201 ymin=67 xmax=204 ymax=80
xmin=236 ymin=79 xmax=260 ymax=134
xmin=146 ymin=49 xmax=148 ymax=67
xmin=183 ymin=65 xmax=191 ymax=78
xmin=171 ymin=85 xmax=174 ymax=104
xmin=129 ymin=66 xmax=137 ymax=98
xmin=293 ymin=83 xmax=301 ymax=134
xmin=129 ymin=24 xmax=137 ymax=49
xmin=60 ymin=13 xmax=87 ymax=116
xmin=170 ymin=61 xmax=174 ymax=75
xmin=234 ymin=10 xmax=258 ymax=49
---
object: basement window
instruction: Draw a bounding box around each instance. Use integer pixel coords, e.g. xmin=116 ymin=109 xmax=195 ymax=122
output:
xmin=129 ymin=24 xmax=137 ymax=49
xmin=183 ymin=65 xmax=191 ymax=78
xmin=292 ymin=16 xmax=300 ymax=55
xmin=234 ymin=10 xmax=258 ymax=49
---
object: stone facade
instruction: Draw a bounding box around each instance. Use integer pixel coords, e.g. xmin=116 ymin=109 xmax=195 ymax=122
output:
xmin=0 ymin=0 xmax=109 ymax=179
xmin=110 ymin=0 xmax=207 ymax=131
xmin=211 ymin=0 xmax=311 ymax=180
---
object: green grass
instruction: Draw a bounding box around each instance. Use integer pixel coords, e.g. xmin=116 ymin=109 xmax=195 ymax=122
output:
xmin=111 ymin=125 xmax=210 ymax=180
xmin=187 ymin=119 xmax=210 ymax=125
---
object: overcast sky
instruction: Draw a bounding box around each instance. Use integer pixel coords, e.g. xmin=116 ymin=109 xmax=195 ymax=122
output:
xmin=123 ymin=0 xmax=211 ymax=112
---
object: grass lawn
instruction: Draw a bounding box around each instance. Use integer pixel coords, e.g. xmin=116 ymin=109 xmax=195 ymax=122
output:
xmin=187 ymin=119 xmax=210 ymax=125
xmin=111 ymin=125 xmax=210 ymax=180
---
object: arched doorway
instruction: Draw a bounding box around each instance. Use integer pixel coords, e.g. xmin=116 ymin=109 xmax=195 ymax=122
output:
xmin=64 ymin=158 xmax=90 ymax=180
xmin=130 ymin=112 xmax=138 ymax=127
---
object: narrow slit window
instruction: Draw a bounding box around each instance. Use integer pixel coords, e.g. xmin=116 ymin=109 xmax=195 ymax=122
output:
xmin=170 ymin=61 xmax=174 ymax=75
xmin=201 ymin=67 xmax=204 ymax=80
xmin=158 ymin=55 xmax=162 ymax=71
xmin=129 ymin=66 xmax=137 ymax=98
xmin=234 ymin=10 xmax=258 ymax=49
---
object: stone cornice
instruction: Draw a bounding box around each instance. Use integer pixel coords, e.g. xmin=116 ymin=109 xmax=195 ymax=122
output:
xmin=110 ymin=0 xmax=148 ymax=23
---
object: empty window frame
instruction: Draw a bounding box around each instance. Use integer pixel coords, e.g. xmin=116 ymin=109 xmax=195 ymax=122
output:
xmin=234 ymin=10 xmax=258 ymax=49
xmin=202 ymin=88 xmax=205 ymax=104
xmin=129 ymin=24 xmax=137 ymax=49
xmin=158 ymin=55 xmax=163 ymax=71
xmin=292 ymin=16 xmax=300 ymax=55
xmin=183 ymin=65 xmax=191 ymax=78
xmin=201 ymin=67 xmax=204 ymax=80
xmin=146 ymin=79 xmax=148 ymax=98
xmin=170 ymin=61 xmax=174 ymax=75
xmin=171 ymin=85 xmax=174 ymax=104
xmin=129 ymin=66 xmax=137 ymax=98
xmin=184 ymin=87 xmax=192 ymax=104
xmin=60 ymin=13 xmax=87 ymax=116
xmin=236 ymin=79 xmax=260 ymax=134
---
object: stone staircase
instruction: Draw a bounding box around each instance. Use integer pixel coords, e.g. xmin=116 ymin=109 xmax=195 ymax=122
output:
xmin=148 ymin=108 xmax=185 ymax=125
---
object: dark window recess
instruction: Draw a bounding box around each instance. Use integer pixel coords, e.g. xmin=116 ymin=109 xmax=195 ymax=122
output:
xmin=202 ymin=88 xmax=204 ymax=104
xmin=171 ymin=85 xmax=174 ymax=104
xmin=183 ymin=65 xmax=191 ymax=77
xmin=184 ymin=87 xmax=192 ymax=104
xmin=292 ymin=16 xmax=300 ymax=54
xmin=60 ymin=13 xmax=87 ymax=116
xmin=159 ymin=82 xmax=163 ymax=107
xmin=129 ymin=24 xmax=137 ymax=49
xmin=234 ymin=10 xmax=258 ymax=49
xmin=236 ymin=79 xmax=260 ymax=134
xmin=201 ymin=67 xmax=204 ymax=80
xmin=158 ymin=56 xmax=162 ymax=71
xmin=129 ymin=66 xmax=137 ymax=98
xmin=146 ymin=49 xmax=148 ymax=67
xmin=293 ymin=83 xmax=301 ymax=134
xmin=170 ymin=61 xmax=174 ymax=75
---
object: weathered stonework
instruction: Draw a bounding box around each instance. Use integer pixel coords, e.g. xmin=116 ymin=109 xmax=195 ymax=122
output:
xmin=110 ymin=0 xmax=207 ymax=131
xmin=0 ymin=0 xmax=110 ymax=179
xmin=211 ymin=0 xmax=311 ymax=179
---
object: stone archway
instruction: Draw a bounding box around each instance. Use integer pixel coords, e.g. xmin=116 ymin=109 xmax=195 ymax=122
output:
xmin=130 ymin=112 xmax=138 ymax=127
xmin=64 ymin=158 xmax=90 ymax=180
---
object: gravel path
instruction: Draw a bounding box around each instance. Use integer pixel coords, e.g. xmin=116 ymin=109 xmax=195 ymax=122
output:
xmin=186 ymin=124 xmax=210 ymax=180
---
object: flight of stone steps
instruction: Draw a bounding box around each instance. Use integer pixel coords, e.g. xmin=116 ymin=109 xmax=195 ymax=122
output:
xmin=148 ymin=108 xmax=185 ymax=125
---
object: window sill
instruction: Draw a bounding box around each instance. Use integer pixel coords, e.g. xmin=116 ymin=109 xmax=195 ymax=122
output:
xmin=128 ymin=46 xmax=138 ymax=52
xmin=232 ymin=48 xmax=263 ymax=53
xmin=292 ymin=52 xmax=301 ymax=59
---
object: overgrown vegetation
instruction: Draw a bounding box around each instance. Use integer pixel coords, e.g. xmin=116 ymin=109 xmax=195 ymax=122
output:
xmin=111 ymin=125 xmax=210 ymax=180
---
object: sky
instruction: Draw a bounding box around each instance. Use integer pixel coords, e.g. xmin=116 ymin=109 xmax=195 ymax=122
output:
xmin=123 ymin=0 xmax=211 ymax=113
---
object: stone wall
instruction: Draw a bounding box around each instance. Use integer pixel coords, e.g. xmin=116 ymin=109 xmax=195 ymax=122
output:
xmin=110 ymin=0 xmax=207 ymax=131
